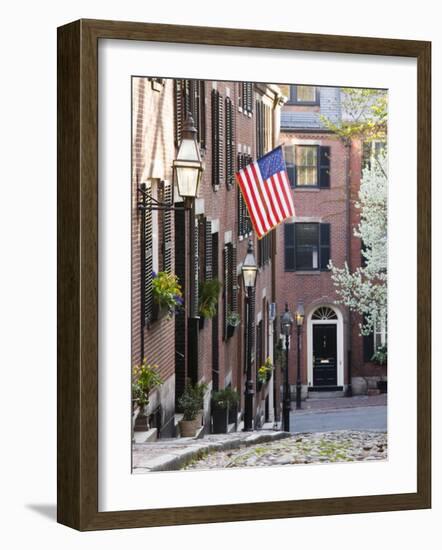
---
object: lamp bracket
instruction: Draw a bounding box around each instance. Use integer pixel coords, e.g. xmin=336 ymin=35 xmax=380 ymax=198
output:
xmin=137 ymin=182 xmax=188 ymax=211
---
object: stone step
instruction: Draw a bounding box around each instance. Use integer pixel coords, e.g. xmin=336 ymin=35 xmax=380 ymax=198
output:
xmin=307 ymin=391 xmax=345 ymax=399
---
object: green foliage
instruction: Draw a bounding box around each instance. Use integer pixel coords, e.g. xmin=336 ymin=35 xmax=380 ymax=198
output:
xmin=178 ymin=381 xmax=204 ymax=421
xmin=371 ymin=344 xmax=388 ymax=366
xmin=211 ymin=389 xmax=230 ymax=410
xmin=132 ymin=360 xmax=163 ymax=408
xmin=227 ymin=310 xmax=241 ymax=327
xmin=199 ymin=279 xmax=222 ymax=319
xmin=222 ymin=387 xmax=240 ymax=405
xmin=320 ymin=88 xmax=387 ymax=143
xmin=152 ymin=271 xmax=183 ymax=316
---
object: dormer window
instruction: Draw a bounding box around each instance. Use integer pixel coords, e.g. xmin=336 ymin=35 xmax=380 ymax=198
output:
xmin=289 ymin=85 xmax=319 ymax=105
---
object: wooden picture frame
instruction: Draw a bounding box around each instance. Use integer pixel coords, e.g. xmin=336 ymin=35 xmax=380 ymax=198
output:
xmin=57 ymin=19 xmax=431 ymax=531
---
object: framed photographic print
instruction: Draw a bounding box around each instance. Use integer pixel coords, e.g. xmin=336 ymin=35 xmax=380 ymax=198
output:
xmin=57 ymin=19 xmax=431 ymax=530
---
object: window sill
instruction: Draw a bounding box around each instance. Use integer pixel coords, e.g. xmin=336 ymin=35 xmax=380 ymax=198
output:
xmin=294 ymin=270 xmax=322 ymax=275
xmin=294 ymin=187 xmax=321 ymax=192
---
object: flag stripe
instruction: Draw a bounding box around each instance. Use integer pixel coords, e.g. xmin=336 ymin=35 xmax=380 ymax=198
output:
xmin=251 ymin=162 xmax=278 ymax=227
xmin=280 ymin=171 xmax=296 ymax=216
xmin=236 ymin=171 xmax=265 ymax=237
xmin=244 ymin=165 xmax=271 ymax=234
xmin=269 ymin=176 xmax=285 ymax=221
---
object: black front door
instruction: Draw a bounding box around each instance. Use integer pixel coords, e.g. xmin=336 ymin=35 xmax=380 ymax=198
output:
xmin=313 ymin=324 xmax=337 ymax=386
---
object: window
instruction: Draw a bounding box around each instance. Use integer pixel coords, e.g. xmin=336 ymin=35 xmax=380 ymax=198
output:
xmin=288 ymin=85 xmax=318 ymax=104
xmin=284 ymin=145 xmax=330 ymax=188
xmin=374 ymin=317 xmax=387 ymax=350
xmin=237 ymin=152 xmax=253 ymax=237
xmin=223 ymin=243 xmax=238 ymax=339
xmin=363 ymin=315 xmax=387 ymax=361
xmin=258 ymin=231 xmax=272 ymax=267
xmin=255 ymin=97 xmax=271 ymax=158
xmin=362 ymin=140 xmax=387 ymax=171
xmin=284 ymin=222 xmax=331 ymax=271
xmin=174 ymin=79 xmax=206 ymax=149
xmin=239 ymin=82 xmax=253 ymax=114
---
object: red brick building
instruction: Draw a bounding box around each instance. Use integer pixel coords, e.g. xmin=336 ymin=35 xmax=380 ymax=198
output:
xmin=132 ymin=77 xmax=285 ymax=437
xmin=277 ymin=85 xmax=387 ymax=399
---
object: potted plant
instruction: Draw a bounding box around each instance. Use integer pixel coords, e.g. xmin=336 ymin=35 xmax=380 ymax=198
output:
xmin=224 ymin=387 xmax=240 ymax=425
xmin=193 ymin=381 xmax=208 ymax=426
xmin=257 ymin=357 xmax=273 ymax=385
xmin=151 ymin=271 xmax=184 ymax=320
xmin=132 ymin=360 xmax=163 ymax=430
xmin=211 ymin=389 xmax=229 ymax=433
xmin=177 ymin=383 xmax=202 ymax=437
xmin=199 ymin=279 xmax=222 ymax=327
xmin=226 ymin=310 xmax=240 ymax=337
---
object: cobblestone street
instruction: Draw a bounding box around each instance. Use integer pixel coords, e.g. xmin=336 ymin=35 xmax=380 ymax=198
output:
xmin=184 ymin=431 xmax=387 ymax=470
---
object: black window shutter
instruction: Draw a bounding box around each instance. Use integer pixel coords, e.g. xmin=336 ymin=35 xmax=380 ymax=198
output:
xmin=225 ymin=97 xmax=234 ymax=188
xmin=286 ymin=164 xmax=296 ymax=188
xmin=162 ymin=181 xmax=173 ymax=273
xmin=223 ymin=245 xmax=230 ymax=340
xmin=142 ymin=185 xmax=153 ymax=325
xmin=231 ymin=244 xmax=238 ymax=315
xmin=218 ymin=92 xmax=224 ymax=186
xmin=319 ymin=146 xmax=331 ymax=188
xmin=204 ymin=219 xmax=213 ymax=280
xmin=199 ymin=80 xmax=206 ymax=149
xmin=211 ymin=89 xmax=219 ymax=188
xmin=284 ymin=223 xmax=295 ymax=271
xmin=174 ymin=80 xmax=184 ymax=146
xmin=319 ymin=223 xmax=331 ymax=270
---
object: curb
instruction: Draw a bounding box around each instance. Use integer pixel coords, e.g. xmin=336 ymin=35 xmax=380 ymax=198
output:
xmin=134 ymin=431 xmax=292 ymax=472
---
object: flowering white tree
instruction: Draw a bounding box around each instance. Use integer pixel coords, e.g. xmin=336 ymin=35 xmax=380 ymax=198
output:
xmin=329 ymin=151 xmax=387 ymax=337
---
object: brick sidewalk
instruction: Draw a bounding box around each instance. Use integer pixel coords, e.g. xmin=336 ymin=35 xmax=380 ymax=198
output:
xmin=294 ymin=393 xmax=387 ymax=414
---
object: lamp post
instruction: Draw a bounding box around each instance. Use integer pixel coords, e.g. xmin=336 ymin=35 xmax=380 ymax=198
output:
xmin=241 ymin=239 xmax=258 ymax=431
xmin=281 ymin=303 xmax=294 ymax=432
xmin=173 ymin=113 xmax=204 ymax=383
xmin=295 ymin=302 xmax=305 ymax=410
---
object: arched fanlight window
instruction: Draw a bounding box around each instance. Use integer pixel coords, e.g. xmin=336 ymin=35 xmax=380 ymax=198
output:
xmin=312 ymin=306 xmax=338 ymax=320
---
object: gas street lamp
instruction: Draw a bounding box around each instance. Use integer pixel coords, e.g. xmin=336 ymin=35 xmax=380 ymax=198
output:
xmin=281 ymin=303 xmax=294 ymax=432
xmin=173 ymin=114 xmax=203 ymax=207
xmin=295 ymin=301 xmax=305 ymax=410
xmin=172 ymin=113 xmax=204 ymax=383
xmin=242 ymin=239 xmax=258 ymax=431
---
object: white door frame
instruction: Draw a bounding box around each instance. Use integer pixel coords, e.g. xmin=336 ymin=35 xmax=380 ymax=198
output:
xmin=307 ymin=305 xmax=344 ymax=388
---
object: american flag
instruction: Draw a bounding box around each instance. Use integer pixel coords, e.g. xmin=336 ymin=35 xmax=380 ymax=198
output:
xmin=235 ymin=146 xmax=295 ymax=239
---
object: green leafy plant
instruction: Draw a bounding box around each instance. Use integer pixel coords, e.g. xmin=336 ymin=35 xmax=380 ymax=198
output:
xmin=227 ymin=310 xmax=241 ymax=327
xmin=257 ymin=357 xmax=273 ymax=383
xmin=152 ymin=271 xmax=183 ymax=317
xmin=371 ymin=344 xmax=387 ymax=366
xmin=222 ymin=387 xmax=240 ymax=406
xmin=132 ymin=360 xmax=163 ymax=408
xmin=178 ymin=381 xmax=203 ymax=421
xmin=199 ymin=279 xmax=222 ymax=319
xmin=211 ymin=389 xmax=230 ymax=410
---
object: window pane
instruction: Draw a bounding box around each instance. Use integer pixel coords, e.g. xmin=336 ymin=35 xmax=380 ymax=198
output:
xmin=296 ymin=247 xmax=314 ymax=270
xmin=284 ymin=145 xmax=295 ymax=164
xmin=297 ymin=166 xmax=317 ymax=186
xmin=296 ymin=146 xmax=317 ymax=167
xmin=296 ymin=86 xmax=316 ymax=102
xmin=297 ymin=223 xmax=318 ymax=245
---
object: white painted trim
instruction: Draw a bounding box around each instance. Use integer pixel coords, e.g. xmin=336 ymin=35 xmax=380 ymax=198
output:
xmin=307 ymin=304 xmax=344 ymax=387
xmin=210 ymin=219 xmax=219 ymax=234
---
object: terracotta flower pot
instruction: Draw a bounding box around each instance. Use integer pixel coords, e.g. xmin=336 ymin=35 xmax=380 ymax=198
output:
xmin=179 ymin=418 xmax=200 ymax=438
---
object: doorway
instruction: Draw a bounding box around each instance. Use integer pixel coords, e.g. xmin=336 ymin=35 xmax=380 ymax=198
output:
xmin=312 ymin=324 xmax=337 ymax=386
